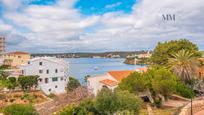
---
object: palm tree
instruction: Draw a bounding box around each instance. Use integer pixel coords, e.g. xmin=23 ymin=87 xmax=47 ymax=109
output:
xmin=167 ymin=49 xmax=200 ymax=83
xmin=168 ymin=49 xmax=201 ymax=115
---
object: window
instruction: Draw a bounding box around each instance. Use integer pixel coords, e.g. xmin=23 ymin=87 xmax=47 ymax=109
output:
xmin=60 ymin=77 xmax=63 ymax=81
xmin=46 ymin=69 xmax=49 ymax=74
xmin=39 ymin=62 xmax=42 ymax=66
xmin=22 ymin=70 xmax=24 ymax=75
xmin=39 ymin=78 xmax=42 ymax=82
xmin=39 ymin=69 xmax=43 ymax=74
xmin=55 ymin=69 xmax=58 ymax=73
xmin=55 ymin=85 xmax=58 ymax=88
xmin=45 ymin=78 xmax=49 ymax=83
xmin=52 ymin=77 xmax=58 ymax=82
xmin=28 ymin=61 xmax=30 ymax=64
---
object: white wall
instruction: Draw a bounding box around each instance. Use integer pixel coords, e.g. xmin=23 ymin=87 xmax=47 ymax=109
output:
xmin=21 ymin=58 xmax=69 ymax=95
xmin=87 ymin=74 xmax=117 ymax=96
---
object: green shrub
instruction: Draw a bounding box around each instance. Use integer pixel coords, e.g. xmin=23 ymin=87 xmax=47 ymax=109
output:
xmin=22 ymin=93 xmax=35 ymax=103
xmin=67 ymin=77 xmax=81 ymax=92
xmin=60 ymin=105 xmax=76 ymax=115
xmin=7 ymin=77 xmax=17 ymax=90
xmin=0 ymin=93 xmax=6 ymax=100
xmin=118 ymin=72 xmax=148 ymax=94
xmin=154 ymin=98 xmax=162 ymax=108
xmin=48 ymin=93 xmax=56 ymax=99
xmin=18 ymin=76 xmax=39 ymax=91
xmin=176 ymin=81 xmax=194 ymax=98
xmin=4 ymin=104 xmax=38 ymax=115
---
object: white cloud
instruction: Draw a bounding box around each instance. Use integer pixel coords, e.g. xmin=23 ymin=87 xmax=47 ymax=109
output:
xmin=2 ymin=0 xmax=100 ymax=52
xmin=0 ymin=0 xmax=23 ymax=11
xmin=1 ymin=0 xmax=204 ymax=53
xmin=0 ymin=20 xmax=13 ymax=33
xmin=105 ymin=2 xmax=122 ymax=9
xmin=83 ymin=0 xmax=204 ymax=51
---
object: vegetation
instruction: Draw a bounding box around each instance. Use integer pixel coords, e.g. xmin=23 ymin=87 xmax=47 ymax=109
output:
xmin=119 ymin=68 xmax=178 ymax=99
xmin=176 ymin=81 xmax=194 ymax=98
xmin=0 ymin=78 xmax=17 ymax=91
xmin=1 ymin=39 xmax=203 ymax=114
xmin=47 ymin=93 xmax=56 ymax=99
xmin=118 ymin=72 xmax=148 ymax=93
xmin=4 ymin=104 xmax=38 ymax=115
xmin=60 ymin=105 xmax=76 ymax=115
xmin=151 ymin=68 xmax=177 ymax=99
xmin=117 ymin=66 xmax=196 ymax=109
xmin=149 ymin=39 xmax=202 ymax=99
xmin=167 ymin=49 xmax=201 ymax=83
xmin=84 ymin=75 xmax=90 ymax=83
xmin=22 ymin=93 xmax=35 ymax=103
xmin=18 ymin=76 xmax=39 ymax=91
xmin=0 ymin=79 xmax=7 ymax=91
xmin=151 ymin=39 xmax=201 ymax=66
xmin=115 ymin=90 xmax=142 ymax=114
xmin=7 ymin=77 xmax=17 ymax=90
xmin=73 ymin=99 xmax=98 ymax=115
xmin=60 ymin=88 xmax=142 ymax=115
xmin=94 ymin=88 xmax=118 ymax=114
xmin=0 ymin=65 xmax=10 ymax=79
xmin=67 ymin=77 xmax=81 ymax=92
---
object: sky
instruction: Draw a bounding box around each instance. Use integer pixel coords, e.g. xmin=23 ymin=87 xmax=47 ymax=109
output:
xmin=0 ymin=0 xmax=203 ymax=53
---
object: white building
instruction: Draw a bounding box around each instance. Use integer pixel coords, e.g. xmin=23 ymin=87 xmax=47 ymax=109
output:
xmin=87 ymin=70 xmax=134 ymax=96
xmin=138 ymin=51 xmax=152 ymax=59
xmin=21 ymin=57 xmax=69 ymax=95
xmin=87 ymin=67 xmax=148 ymax=96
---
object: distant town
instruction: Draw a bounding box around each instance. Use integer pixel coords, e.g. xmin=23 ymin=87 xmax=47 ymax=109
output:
xmin=31 ymin=51 xmax=152 ymax=59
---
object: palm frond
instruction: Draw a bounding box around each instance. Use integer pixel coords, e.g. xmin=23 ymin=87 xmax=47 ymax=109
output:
xmin=167 ymin=49 xmax=199 ymax=82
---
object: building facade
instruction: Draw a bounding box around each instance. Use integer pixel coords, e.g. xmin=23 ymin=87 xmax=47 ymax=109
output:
xmin=0 ymin=36 xmax=5 ymax=65
xmin=0 ymin=36 xmax=5 ymax=54
xmin=4 ymin=51 xmax=31 ymax=67
xmin=138 ymin=51 xmax=152 ymax=59
xmin=21 ymin=57 xmax=69 ymax=95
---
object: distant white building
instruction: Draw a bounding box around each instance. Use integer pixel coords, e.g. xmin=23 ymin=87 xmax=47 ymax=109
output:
xmin=138 ymin=51 xmax=152 ymax=59
xmin=21 ymin=57 xmax=69 ymax=95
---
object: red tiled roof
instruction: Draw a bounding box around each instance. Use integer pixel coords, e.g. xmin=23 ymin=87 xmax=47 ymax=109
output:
xmin=99 ymin=79 xmax=118 ymax=86
xmin=8 ymin=51 xmax=30 ymax=55
xmin=107 ymin=70 xmax=134 ymax=82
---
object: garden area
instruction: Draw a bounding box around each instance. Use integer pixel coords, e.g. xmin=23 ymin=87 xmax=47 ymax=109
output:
xmin=0 ymin=91 xmax=49 ymax=109
xmin=0 ymin=66 xmax=51 ymax=114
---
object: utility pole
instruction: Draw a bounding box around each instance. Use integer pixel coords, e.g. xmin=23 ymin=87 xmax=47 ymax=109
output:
xmin=190 ymin=80 xmax=193 ymax=115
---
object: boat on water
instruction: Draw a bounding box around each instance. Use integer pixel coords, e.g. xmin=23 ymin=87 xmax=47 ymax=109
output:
xmin=94 ymin=66 xmax=99 ymax=70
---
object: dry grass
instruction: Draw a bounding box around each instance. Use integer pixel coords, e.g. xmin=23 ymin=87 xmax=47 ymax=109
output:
xmin=153 ymin=107 xmax=178 ymax=115
xmin=0 ymin=91 xmax=49 ymax=109
xmin=139 ymin=109 xmax=148 ymax=115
